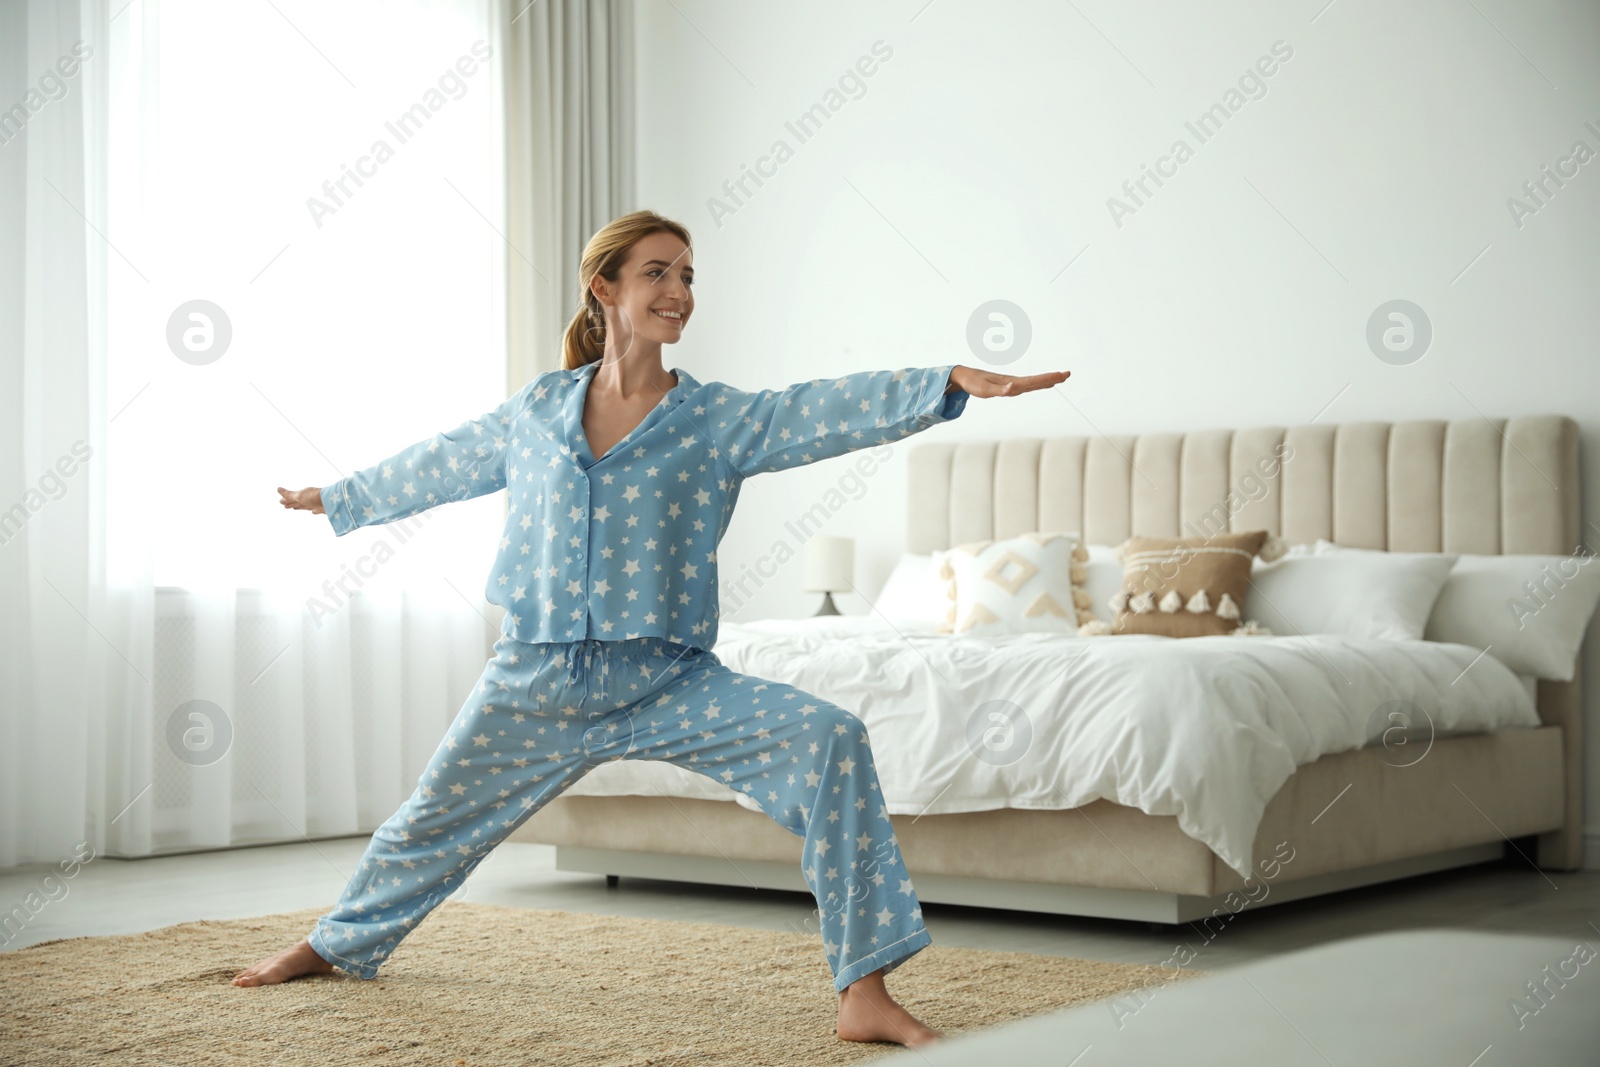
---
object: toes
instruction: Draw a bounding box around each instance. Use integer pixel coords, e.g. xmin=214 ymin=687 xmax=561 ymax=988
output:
xmin=232 ymin=962 xmax=275 ymax=986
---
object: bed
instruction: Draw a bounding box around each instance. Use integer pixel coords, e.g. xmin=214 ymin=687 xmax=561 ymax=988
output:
xmin=508 ymin=414 xmax=1583 ymax=923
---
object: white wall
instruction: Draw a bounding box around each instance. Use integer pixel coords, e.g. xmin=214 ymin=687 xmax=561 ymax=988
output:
xmin=630 ymin=0 xmax=1600 ymax=865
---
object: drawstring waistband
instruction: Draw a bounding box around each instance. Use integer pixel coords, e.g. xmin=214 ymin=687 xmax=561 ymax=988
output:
xmin=521 ymin=637 xmax=703 ymax=708
xmin=567 ymin=638 xmax=610 ymax=705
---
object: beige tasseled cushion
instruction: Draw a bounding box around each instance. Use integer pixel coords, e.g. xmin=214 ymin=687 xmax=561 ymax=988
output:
xmin=934 ymin=530 xmax=1093 ymax=635
xmin=1095 ymin=530 xmax=1282 ymax=637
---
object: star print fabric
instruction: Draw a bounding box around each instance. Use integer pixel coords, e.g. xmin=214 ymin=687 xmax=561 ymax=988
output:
xmin=319 ymin=362 xmax=967 ymax=649
xmin=307 ymin=634 xmax=934 ymax=991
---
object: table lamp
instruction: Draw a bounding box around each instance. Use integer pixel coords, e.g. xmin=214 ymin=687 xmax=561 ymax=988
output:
xmin=804 ymin=535 xmax=854 ymax=616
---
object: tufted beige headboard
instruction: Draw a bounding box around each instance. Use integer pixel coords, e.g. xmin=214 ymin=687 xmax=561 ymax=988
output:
xmin=906 ymin=414 xmax=1585 ymax=868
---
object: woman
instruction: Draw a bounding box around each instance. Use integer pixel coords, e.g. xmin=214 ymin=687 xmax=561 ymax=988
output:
xmin=238 ymin=210 xmax=1068 ymax=1049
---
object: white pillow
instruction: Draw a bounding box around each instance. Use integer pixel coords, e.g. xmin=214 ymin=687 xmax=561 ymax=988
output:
xmin=934 ymin=531 xmax=1090 ymax=635
xmin=1424 ymin=551 xmax=1600 ymax=681
xmin=1083 ymin=544 xmax=1127 ymax=622
xmin=1245 ymin=539 xmax=1455 ymax=641
xmin=870 ymin=552 xmax=945 ymax=625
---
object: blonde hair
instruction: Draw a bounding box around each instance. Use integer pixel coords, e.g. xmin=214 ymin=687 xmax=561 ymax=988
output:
xmin=561 ymin=210 xmax=694 ymax=371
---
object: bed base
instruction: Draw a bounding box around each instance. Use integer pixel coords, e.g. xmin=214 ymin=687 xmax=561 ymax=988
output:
xmin=553 ymin=840 xmax=1506 ymax=925
xmin=512 ymin=722 xmax=1570 ymax=922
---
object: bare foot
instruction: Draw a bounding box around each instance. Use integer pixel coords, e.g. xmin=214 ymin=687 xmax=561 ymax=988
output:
xmin=232 ymin=938 xmax=337 ymax=987
xmin=836 ymin=969 xmax=943 ymax=1048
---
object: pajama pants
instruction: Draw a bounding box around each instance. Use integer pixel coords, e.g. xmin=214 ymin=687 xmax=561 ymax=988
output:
xmin=305 ymin=634 xmax=933 ymax=992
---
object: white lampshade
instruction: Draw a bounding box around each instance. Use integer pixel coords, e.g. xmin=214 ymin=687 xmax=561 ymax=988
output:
xmin=804 ymin=535 xmax=854 ymax=593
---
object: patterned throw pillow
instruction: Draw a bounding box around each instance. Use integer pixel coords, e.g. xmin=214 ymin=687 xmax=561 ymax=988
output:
xmin=934 ymin=531 xmax=1093 ymax=635
xmin=1083 ymin=530 xmax=1285 ymax=637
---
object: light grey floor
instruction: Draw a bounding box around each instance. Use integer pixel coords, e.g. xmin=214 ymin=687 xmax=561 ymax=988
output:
xmin=3 ymin=835 xmax=1596 ymax=981
xmin=876 ymin=927 xmax=1600 ymax=1066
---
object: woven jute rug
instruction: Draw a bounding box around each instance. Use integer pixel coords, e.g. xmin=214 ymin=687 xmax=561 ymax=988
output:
xmin=1 ymin=901 xmax=1208 ymax=1066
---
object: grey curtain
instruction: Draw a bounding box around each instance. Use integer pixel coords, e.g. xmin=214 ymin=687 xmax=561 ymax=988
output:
xmin=503 ymin=0 xmax=636 ymax=388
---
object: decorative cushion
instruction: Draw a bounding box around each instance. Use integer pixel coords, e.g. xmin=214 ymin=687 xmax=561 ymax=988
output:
xmin=934 ymin=531 xmax=1092 ymax=635
xmin=1424 ymin=550 xmax=1600 ymax=680
xmin=1089 ymin=530 xmax=1281 ymax=637
xmin=1247 ymin=539 xmax=1456 ymax=641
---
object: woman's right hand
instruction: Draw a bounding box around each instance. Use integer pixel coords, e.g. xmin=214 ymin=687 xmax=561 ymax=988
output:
xmin=278 ymin=486 xmax=326 ymax=515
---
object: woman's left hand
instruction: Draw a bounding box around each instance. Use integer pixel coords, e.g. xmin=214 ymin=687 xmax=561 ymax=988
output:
xmin=946 ymin=365 xmax=1069 ymax=397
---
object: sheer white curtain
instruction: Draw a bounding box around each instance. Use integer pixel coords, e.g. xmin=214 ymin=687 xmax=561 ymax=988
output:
xmin=2 ymin=0 xmax=517 ymax=865
xmin=1 ymin=0 xmax=110 ymax=870
xmin=504 ymin=0 xmax=635 ymax=384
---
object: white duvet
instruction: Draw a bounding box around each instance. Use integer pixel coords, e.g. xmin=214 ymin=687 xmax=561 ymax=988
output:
xmin=565 ymin=616 xmax=1541 ymax=878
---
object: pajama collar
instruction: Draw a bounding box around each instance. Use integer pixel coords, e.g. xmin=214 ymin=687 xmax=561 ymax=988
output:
xmin=562 ymin=361 xmax=699 ymax=469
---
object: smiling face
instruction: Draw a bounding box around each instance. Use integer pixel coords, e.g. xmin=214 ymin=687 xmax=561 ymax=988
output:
xmin=593 ymin=230 xmax=695 ymax=346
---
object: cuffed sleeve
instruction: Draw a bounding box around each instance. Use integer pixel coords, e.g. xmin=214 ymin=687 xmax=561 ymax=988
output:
xmin=708 ymin=364 xmax=968 ymax=478
xmin=321 ymin=382 xmax=535 ymax=537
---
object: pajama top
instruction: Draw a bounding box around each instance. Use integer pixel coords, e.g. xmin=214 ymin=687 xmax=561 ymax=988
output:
xmin=320 ymin=362 xmax=969 ymax=649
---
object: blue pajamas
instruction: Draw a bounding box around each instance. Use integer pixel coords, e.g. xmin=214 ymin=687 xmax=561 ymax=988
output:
xmin=308 ymin=361 xmax=968 ymax=992
xmin=306 ymin=634 xmax=933 ymax=992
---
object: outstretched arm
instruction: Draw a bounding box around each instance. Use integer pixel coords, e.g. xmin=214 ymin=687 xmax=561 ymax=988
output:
xmin=278 ymin=380 xmax=537 ymax=535
xmin=707 ymin=364 xmax=1068 ymax=478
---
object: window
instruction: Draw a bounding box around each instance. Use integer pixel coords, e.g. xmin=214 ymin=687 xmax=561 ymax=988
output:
xmin=105 ymin=0 xmax=508 ymax=598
